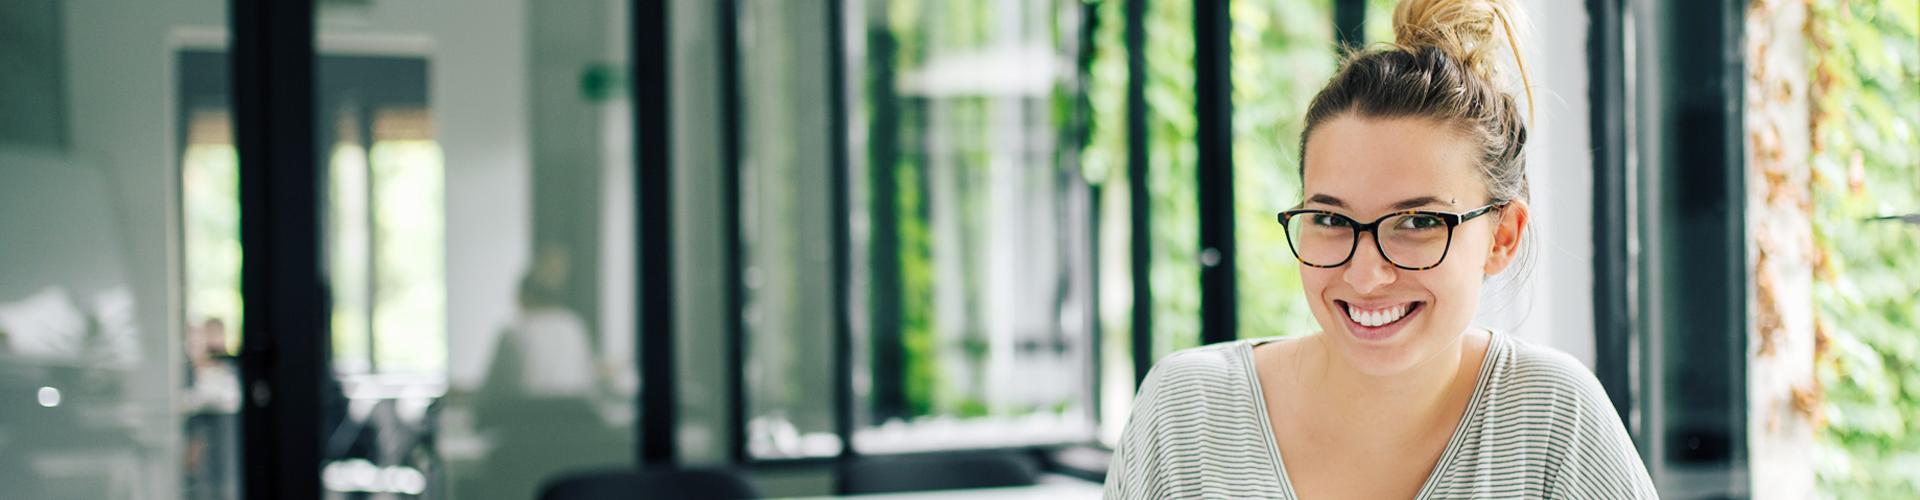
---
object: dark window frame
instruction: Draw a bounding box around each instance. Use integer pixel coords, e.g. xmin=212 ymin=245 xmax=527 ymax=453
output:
xmin=232 ymin=0 xmax=325 ymax=498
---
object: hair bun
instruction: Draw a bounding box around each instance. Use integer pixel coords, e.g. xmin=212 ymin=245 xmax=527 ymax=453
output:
xmin=1391 ymin=0 xmax=1533 ymax=122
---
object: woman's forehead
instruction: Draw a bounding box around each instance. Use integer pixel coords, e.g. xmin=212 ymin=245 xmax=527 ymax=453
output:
xmin=1301 ymin=115 xmax=1482 ymax=211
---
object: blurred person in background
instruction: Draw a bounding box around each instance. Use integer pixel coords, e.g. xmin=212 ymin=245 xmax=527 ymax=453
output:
xmin=468 ymin=243 xmax=625 ymax=499
xmin=183 ymin=318 xmax=240 ymax=500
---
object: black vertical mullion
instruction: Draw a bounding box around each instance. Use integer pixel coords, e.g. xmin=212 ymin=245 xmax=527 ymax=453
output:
xmin=232 ymin=0 xmax=323 ymax=498
xmin=866 ymin=1 xmax=908 ymax=426
xmin=634 ymin=0 xmax=678 ymax=467
xmin=1638 ymin=0 xmax=1747 ymax=494
xmin=1334 ymin=0 xmax=1366 ymax=51
xmin=719 ymin=0 xmax=749 ymax=465
xmin=826 ymin=0 xmax=859 ymax=490
xmin=1587 ymin=0 xmax=1634 ymax=432
xmin=1124 ymin=0 xmax=1152 ymax=384
xmin=1195 ymin=0 xmax=1236 ymax=346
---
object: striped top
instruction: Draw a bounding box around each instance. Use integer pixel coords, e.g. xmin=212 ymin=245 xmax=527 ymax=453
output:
xmin=1104 ymin=333 xmax=1658 ymax=499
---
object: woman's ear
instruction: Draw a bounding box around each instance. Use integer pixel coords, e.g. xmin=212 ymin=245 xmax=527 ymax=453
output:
xmin=1484 ymin=199 xmax=1529 ymax=275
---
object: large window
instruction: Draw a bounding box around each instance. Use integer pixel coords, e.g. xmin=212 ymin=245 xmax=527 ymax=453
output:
xmin=737 ymin=0 xmax=1103 ymax=459
xmin=847 ymin=0 xmax=1099 ymax=455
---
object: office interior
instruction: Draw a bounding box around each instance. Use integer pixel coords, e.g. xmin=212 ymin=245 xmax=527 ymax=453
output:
xmin=0 ymin=0 xmax=1915 ymax=498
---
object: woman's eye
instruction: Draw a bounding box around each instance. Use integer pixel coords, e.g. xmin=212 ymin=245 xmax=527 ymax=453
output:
xmin=1312 ymin=214 xmax=1348 ymax=227
xmin=1398 ymin=215 xmax=1444 ymax=230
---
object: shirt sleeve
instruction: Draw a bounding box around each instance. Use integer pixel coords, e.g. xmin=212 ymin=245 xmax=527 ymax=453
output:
xmin=1545 ymin=370 xmax=1660 ymax=499
xmin=1103 ymin=361 xmax=1167 ymax=500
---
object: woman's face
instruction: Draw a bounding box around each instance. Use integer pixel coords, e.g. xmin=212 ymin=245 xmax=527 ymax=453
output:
xmin=1297 ymin=115 xmax=1527 ymax=376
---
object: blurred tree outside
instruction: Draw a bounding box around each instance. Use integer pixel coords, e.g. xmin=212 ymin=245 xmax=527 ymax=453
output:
xmin=1806 ymin=0 xmax=1920 ymax=497
xmin=1142 ymin=0 xmax=1203 ymax=359
xmin=1232 ymin=0 xmax=1335 ymax=340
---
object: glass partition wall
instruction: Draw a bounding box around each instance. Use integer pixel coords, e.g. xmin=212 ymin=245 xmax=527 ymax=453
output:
xmin=0 ymin=1 xmax=237 ymax=497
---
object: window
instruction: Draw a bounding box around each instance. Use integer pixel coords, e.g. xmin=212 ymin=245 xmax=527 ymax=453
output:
xmin=738 ymin=0 xmax=1103 ymax=459
xmin=846 ymin=0 xmax=1098 ymax=455
xmin=736 ymin=0 xmax=842 ymax=459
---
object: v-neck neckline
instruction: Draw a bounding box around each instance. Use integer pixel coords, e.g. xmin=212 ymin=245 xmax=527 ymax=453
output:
xmin=1238 ymin=333 xmax=1505 ymax=499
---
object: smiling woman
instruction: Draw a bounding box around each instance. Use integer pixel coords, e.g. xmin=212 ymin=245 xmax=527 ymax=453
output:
xmin=1103 ymin=0 xmax=1658 ymax=498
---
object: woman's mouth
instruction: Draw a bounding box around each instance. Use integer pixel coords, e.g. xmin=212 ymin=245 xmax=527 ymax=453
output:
xmin=1336 ymin=300 xmax=1424 ymax=341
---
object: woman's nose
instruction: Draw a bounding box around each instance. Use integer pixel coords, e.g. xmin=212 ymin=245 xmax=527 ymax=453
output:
xmin=1342 ymin=233 xmax=1398 ymax=293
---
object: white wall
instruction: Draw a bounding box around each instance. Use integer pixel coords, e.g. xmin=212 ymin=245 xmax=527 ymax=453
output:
xmin=1477 ymin=0 xmax=1596 ymax=368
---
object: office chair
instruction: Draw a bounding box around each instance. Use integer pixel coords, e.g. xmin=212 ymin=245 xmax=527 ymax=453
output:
xmin=840 ymin=451 xmax=1041 ymax=495
xmin=537 ymin=467 xmax=760 ymax=500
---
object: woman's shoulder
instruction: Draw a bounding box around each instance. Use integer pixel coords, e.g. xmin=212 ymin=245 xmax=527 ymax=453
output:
xmin=1111 ymin=340 xmax=1291 ymax=498
xmin=1148 ymin=341 xmax=1253 ymax=377
xmin=1483 ymin=334 xmax=1617 ymax=409
xmin=1480 ymin=336 xmax=1656 ymax=496
xmin=1130 ymin=340 xmax=1264 ymax=411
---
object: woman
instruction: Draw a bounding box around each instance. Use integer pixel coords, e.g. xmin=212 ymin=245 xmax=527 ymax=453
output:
xmin=1103 ymin=0 xmax=1657 ymax=498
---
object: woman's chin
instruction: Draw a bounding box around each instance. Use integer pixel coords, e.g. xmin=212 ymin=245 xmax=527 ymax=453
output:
xmin=1325 ymin=322 xmax=1437 ymax=377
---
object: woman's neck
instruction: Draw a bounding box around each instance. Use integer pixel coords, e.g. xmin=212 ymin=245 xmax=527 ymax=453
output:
xmin=1300 ymin=331 xmax=1483 ymax=436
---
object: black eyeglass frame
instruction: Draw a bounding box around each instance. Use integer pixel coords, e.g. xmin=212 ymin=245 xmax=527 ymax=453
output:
xmin=1275 ymin=202 xmax=1508 ymax=271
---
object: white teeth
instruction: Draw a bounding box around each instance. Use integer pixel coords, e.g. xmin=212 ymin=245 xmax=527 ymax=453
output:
xmin=1346 ymin=303 xmax=1411 ymax=328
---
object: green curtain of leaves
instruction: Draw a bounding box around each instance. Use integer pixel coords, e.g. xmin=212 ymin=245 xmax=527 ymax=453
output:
xmin=1232 ymin=0 xmax=1335 ymax=339
xmin=1808 ymin=0 xmax=1920 ymax=496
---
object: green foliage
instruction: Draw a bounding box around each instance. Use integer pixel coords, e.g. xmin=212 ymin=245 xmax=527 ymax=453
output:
xmin=1232 ymin=0 xmax=1335 ymax=339
xmin=1808 ymin=0 xmax=1920 ymax=497
xmin=1364 ymin=0 xmax=1396 ymax=46
xmin=897 ymin=149 xmax=940 ymax=418
xmin=1145 ymin=0 xmax=1204 ymax=359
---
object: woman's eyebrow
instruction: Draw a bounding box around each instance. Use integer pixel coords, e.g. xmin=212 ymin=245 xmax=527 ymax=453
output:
xmin=1306 ymin=194 xmax=1346 ymax=207
xmin=1390 ymin=196 xmax=1448 ymax=210
xmin=1305 ymin=194 xmax=1449 ymax=210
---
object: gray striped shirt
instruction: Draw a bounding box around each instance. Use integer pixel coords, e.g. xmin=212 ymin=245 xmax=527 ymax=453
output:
xmin=1105 ymin=334 xmax=1658 ymax=499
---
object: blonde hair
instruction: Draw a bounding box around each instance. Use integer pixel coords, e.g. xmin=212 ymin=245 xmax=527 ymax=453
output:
xmin=1300 ymin=0 xmax=1535 ymax=205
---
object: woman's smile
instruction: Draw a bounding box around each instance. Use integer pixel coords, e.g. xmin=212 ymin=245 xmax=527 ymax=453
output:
xmin=1335 ymin=299 xmax=1426 ymax=341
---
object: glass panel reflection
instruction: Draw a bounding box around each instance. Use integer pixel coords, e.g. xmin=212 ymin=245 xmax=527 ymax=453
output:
xmin=308 ymin=1 xmax=639 ymax=498
xmin=737 ymin=0 xmax=842 ymax=459
xmin=0 ymin=1 xmax=237 ymax=498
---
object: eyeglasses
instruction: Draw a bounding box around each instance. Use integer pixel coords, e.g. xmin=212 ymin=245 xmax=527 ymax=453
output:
xmin=1276 ymin=202 xmax=1507 ymax=270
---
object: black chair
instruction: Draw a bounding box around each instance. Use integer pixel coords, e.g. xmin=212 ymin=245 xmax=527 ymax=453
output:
xmin=537 ymin=468 xmax=761 ymax=500
xmin=840 ymin=452 xmax=1041 ymax=495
